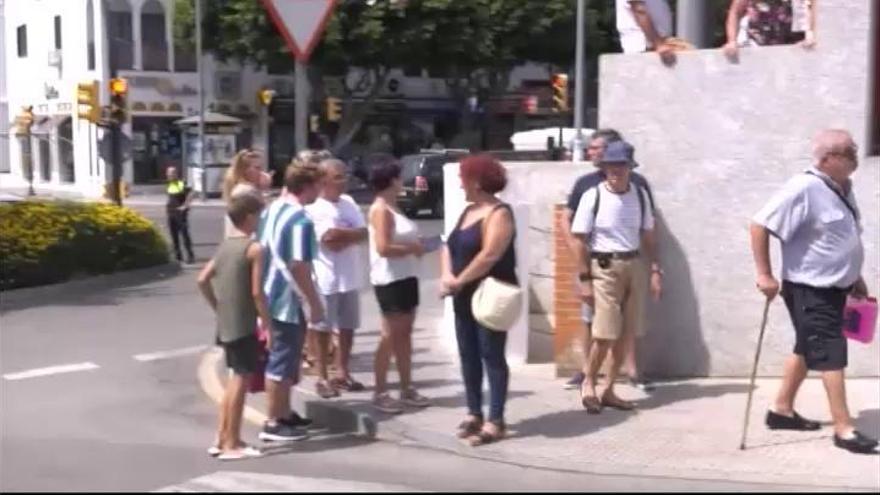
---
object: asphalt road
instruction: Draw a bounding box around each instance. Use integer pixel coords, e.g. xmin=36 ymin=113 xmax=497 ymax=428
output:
xmin=0 ymin=204 xmax=830 ymax=492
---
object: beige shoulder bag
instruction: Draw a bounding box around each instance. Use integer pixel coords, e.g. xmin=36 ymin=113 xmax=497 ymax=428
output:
xmin=470 ymin=204 xmax=522 ymax=332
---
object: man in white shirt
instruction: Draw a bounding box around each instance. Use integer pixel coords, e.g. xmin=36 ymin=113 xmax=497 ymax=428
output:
xmin=571 ymin=140 xmax=663 ymax=414
xmin=750 ymin=129 xmax=877 ymax=454
xmin=617 ymin=0 xmax=676 ymax=66
xmin=306 ymin=158 xmax=369 ymax=397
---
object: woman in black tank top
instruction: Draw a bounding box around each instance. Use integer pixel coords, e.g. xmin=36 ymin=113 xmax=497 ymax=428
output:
xmin=441 ymin=155 xmax=517 ymax=446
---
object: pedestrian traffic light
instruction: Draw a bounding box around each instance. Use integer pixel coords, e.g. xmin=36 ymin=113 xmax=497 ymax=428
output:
xmin=258 ymin=88 xmax=276 ymax=107
xmin=551 ymin=73 xmax=569 ymax=113
xmin=108 ymin=77 xmax=129 ymax=124
xmin=326 ymin=97 xmax=342 ymax=122
xmin=76 ymin=81 xmax=100 ymax=123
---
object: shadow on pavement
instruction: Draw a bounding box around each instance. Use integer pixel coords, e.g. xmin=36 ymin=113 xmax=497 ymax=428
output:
xmin=855 ymin=408 xmax=880 ymax=438
xmin=0 ymin=264 xmax=183 ymax=313
xmin=511 ymin=382 xmax=749 ymax=440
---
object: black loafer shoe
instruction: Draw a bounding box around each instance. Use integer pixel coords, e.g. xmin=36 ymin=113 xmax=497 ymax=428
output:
xmin=833 ymin=430 xmax=879 ymax=454
xmin=765 ymin=410 xmax=822 ymax=431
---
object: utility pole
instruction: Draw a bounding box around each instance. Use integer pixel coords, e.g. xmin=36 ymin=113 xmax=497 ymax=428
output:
xmin=107 ymin=21 xmax=122 ymax=206
xmin=571 ymin=0 xmax=586 ymax=162
xmin=196 ymin=0 xmax=206 ymax=200
xmin=294 ymin=60 xmax=309 ymax=152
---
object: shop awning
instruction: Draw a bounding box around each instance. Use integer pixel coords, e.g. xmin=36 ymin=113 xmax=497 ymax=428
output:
xmin=174 ymin=112 xmax=242 ymax=126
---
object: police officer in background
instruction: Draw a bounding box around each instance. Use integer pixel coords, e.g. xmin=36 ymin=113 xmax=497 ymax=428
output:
xmin=166 ymin=166 xmax=196 ymax=264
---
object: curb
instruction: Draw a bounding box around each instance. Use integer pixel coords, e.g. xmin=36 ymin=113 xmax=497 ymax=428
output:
xmin=198 ymin=350 xmax=878 ymax=491
xmin=197 ymin=348 xmax=377 ymax=438
xmin=0 ymin=263 xmax=181 ymax=310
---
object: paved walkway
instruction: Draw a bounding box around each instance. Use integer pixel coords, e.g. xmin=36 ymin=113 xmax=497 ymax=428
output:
xmin=248 ymin=304 xmax=880 ymax=491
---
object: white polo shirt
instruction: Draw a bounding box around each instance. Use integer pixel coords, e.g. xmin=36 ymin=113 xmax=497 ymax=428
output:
xmin=571 ymin=183 xmax=655 ymax=252
xmin=752 ymin=168 xmax=863 ymax=289
xmin=306 ymin=194 xmax=367 ymax=295
xmin=616 ymin=0 xmax=673 ymax=53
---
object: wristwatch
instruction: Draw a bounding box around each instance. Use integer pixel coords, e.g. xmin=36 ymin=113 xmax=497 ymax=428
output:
xmin=651 ymin=264 xmax=664 ymax=276
xmin=578 ymin=272 xmax=592 ymax=283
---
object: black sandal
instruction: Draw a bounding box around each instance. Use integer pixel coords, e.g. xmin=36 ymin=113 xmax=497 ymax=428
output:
xmin=467 ymin=421 xmax=505 ymax=446
xmin=457 ymin=416 xmax=483 ymax=439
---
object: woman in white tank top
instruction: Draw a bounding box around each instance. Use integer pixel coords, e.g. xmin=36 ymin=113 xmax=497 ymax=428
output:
xmin=367 ymin=156 xmax=431 ymax=414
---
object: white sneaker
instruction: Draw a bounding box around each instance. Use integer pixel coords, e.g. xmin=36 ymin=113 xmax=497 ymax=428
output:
xmin=217 ymin=445 xmax=263 ymax=461
xmin=207 ymin=445 xmax=221 ymax=457
xmin=400 ymin=388 xmax=430 ymax=408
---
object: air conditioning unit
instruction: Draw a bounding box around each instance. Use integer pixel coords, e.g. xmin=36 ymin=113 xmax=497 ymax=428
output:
xmin=48 ymin=50 xmax=63 ymax=67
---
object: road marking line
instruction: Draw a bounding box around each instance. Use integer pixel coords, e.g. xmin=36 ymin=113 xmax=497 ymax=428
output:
xmin=134 ymin=345 xmax=209 ymax=362
xmin=3 ymin=362 xmax=100 ymax=381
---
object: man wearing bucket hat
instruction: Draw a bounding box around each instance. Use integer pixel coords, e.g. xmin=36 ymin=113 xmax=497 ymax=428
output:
xmin=750 ymin=129 xmax=877 ymax=454
xmin=570 ymin=140 xmax=663 ymax=413
xmin=563 ymin=130 xmax=658 ymax=392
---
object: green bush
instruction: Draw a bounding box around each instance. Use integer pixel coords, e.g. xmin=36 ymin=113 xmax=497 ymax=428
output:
xmin=0 ymin=200 xmax=169 ymax=290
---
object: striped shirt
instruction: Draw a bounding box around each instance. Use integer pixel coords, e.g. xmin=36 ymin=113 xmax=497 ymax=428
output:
xmin=571 ymin=183 xmax=655 ymax=252
xmin=258 ymin=197 xmax=317 ymax=324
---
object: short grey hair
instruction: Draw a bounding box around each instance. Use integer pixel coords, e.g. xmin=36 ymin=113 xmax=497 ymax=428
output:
xmin=296 ymin=149 xmax=333 ymax=165
xmin=813 ymin=129 xmax=855 ymax=162
xmin=319 ymin=158 xmax=347 ymax=174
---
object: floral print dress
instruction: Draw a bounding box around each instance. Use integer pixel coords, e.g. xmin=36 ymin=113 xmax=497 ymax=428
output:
xmin=745 ymin=0 xmax=807 ymax=46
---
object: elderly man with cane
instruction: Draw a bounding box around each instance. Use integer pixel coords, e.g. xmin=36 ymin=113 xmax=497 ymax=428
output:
xmin=747 ymin=129 xmax=877 ymax=454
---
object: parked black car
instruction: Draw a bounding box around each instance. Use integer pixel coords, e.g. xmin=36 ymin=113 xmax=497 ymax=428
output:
xmin=397 ymin=149 xmax=468 ymax=218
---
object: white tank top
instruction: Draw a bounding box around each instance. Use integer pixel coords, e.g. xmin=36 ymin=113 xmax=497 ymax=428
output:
xmin=369 ymin=205 xmax=419 ymax=286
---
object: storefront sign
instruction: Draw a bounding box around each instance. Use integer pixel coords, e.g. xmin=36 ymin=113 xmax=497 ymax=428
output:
xmin=129 ymin=76 xmax=198 ymax=96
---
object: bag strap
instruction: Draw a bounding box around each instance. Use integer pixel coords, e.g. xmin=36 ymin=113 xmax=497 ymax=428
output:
xmin=805 ymin=171 xmax=859 ymax=221
xmin=592 ymin=183 xmax=647 ymax=229
xmin=481 ymin=203 xmax=515 ymax=239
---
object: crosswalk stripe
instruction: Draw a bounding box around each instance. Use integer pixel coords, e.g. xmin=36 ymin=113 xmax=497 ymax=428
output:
xmin=155 ymin=471 xmax=424 ymax=492
xmin=134 ymin=345 xmax=209 ymax=362
xmin=3 ymin=362 xmax=100 ymax=381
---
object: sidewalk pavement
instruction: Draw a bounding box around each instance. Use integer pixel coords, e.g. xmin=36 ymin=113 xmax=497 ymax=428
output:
xmin=215 ymin=307 xmax=880 ymax=491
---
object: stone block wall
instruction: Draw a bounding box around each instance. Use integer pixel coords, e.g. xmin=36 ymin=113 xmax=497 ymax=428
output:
xmin=598 ymin=0 xmax=878 ymax=376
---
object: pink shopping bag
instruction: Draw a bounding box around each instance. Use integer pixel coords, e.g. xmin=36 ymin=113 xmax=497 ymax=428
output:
xmin=842 ymin=296 xmax=878 ymax=344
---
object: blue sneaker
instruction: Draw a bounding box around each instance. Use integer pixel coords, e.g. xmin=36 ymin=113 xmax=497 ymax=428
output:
xmin=564 ymin=372 xmax=585 ymax=390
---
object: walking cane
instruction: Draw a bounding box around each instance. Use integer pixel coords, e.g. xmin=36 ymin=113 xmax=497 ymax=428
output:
xmin=739 ymin=298 xmax=772 ymax=450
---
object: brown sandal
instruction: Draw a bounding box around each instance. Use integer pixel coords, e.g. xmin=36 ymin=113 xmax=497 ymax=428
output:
xmin=457 ymin=416 xmax=484 ymax=439
xmin=467 ymin=421 xmax=505 ymax=446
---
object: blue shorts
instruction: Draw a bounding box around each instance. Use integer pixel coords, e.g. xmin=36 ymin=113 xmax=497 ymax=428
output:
xmin=266 ymin=317 xmax=307 ymax=383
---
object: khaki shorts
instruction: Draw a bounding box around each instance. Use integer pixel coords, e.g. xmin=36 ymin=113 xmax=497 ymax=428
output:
xmin=590 ymin=257 xmax=647 ymax=341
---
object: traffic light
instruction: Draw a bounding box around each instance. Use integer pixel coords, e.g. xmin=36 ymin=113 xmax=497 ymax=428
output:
xmin=551 ymin=73 xmax=569 ymax=113
xmin=326 ymin=97 xmax=342 ymax=122
xmin=108 ymin=77 xmax=129 ymax=124
xmin=258 ymin=88 xmax=276 ymax=107
xmin=76 ymin=81 xmax=100 ymax=123
xmin=14 ymin=106 xmax=34 ymax=135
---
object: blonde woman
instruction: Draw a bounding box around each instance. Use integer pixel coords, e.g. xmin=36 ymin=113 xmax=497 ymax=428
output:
xmin=223 ymin=149 xmax=270 ymax=238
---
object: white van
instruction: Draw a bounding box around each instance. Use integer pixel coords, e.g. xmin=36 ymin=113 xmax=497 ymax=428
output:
xmin=509 ymin=127 xmax=595 ymax=152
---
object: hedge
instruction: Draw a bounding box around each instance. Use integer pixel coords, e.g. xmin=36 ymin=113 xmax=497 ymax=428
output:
xmin=0 ymin=201 xmax=169 ymax=290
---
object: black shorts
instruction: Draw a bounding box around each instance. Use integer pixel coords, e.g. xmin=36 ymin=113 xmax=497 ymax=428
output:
xmin=782 ymin=281 xmax=849 ymax=371
xmin=374 ymin=277 xmax=419 ymax=315
xmin=222 ymin=335 xmax=260 ymax=375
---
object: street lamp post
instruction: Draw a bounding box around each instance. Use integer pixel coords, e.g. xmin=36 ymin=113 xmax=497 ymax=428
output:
xmin=571 ymin=0 xmax=586 ymax=162
xmin=196 ymin=0 xmax=206 ymax=201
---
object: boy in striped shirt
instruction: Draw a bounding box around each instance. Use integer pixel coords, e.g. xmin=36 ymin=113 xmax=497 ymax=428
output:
xmin=257 ymin=163 xmax=326 ymax=442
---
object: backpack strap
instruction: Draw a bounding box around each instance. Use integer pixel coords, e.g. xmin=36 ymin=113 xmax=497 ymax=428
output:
xmin=592 ymin=183 xmax=648 ymax=230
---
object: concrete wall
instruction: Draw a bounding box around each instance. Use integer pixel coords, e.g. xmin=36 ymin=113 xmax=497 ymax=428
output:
xmin=599 ymin=0 xmax=879 ymax=376
xmin=440 ymin=160 xmax=596 ymax=365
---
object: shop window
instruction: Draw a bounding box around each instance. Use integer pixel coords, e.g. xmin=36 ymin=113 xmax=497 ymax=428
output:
xmin=38 ymin=139 xmax=51 ymax=182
